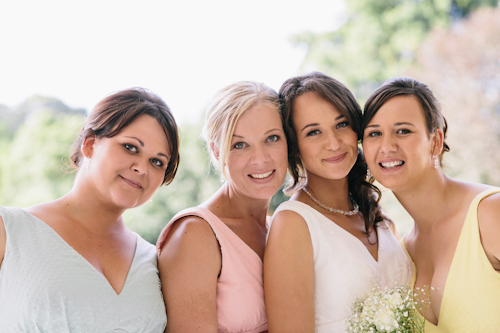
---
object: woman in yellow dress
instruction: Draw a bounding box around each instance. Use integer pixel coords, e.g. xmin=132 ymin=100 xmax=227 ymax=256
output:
xmin=361 ymin=77 xmax=500 ymax=332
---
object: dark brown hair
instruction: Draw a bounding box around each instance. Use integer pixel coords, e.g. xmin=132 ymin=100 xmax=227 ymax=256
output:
xmin=362 ymin=77 xmax=450 ymax=164
xmin=279 ymin=71 xmax=388 ymax=233
xmin=71 ymin=88 xmax=180 ymax=185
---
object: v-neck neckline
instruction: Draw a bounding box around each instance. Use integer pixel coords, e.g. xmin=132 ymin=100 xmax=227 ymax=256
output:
xmin=197 ymin=207 xmax=264 ymax=263
xmin=294 ymin=201 xmax=381 ymax=264
xmin=401 ymin=187 xmax=500 ymax=328
xmin=22 ymin=209 xmax=139 ymax=296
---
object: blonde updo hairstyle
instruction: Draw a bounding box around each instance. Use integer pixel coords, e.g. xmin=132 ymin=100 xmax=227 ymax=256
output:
xmin=202 ymin=81 xmax=281 ymax=179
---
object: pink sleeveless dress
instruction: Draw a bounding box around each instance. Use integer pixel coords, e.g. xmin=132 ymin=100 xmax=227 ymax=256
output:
xmin=157 ymin=207 xmax=268 ymax=333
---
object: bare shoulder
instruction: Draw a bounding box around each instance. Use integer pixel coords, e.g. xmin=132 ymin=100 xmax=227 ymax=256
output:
xmin=264 ymin=207 xmax=316 ymax=332
xmin=477 ymin=191 xmax=500 ymax=269
xmin=266 ymin=208 xmax=313 ymax=261
xmin=0 ymin=215 xmax=5 ymax=267
xmin=158 ymin=215 xmax=221 ymax=332
xmin=269 ymin=209 xmax=310 ymax=237
xmin=477 ymin=191 xmax=500 ymax=231
xmin=159 ymin=215 xmax=220 ymax=262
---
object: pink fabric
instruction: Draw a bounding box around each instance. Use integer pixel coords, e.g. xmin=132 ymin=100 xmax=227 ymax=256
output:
xmin=157 ymin=207 xmax=268 ymax=333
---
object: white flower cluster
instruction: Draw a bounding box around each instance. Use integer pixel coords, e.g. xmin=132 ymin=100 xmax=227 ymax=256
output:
xmin=346 ymin=284 xmax=426 ymax=333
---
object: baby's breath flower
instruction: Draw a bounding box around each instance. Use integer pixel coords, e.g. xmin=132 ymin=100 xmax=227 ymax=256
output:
xmin=346 ymin=284 xmax=432 ymax=333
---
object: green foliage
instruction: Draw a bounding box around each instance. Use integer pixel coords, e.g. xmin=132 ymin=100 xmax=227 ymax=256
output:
xmin=294 ymin=0 xmax=497 ymax=99
xmin=0 ymin=102 xmax=85 ymax=207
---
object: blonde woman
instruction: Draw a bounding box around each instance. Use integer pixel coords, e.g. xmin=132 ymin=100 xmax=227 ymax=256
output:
xmin=157 ymin=81 xmax=288 ymax=333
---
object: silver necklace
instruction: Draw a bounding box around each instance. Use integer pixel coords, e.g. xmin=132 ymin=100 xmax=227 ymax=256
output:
xmin=302 ymin=187 xmax=359 ymax=216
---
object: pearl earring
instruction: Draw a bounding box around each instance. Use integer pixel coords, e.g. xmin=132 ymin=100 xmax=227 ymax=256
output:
xmin=433 ymin=155 xmax=439 ymax=169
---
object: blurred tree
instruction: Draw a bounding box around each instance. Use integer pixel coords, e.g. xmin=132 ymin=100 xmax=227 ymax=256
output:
xmin=0 ymin=99 xmax=85 ymax=207
xmin=294 ymin=0 xmax=498 ymax=99
xmin=410 ymin=7 xmax=500 ymax=186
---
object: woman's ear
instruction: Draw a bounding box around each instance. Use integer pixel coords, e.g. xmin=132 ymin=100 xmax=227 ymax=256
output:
xmin=81 ymin=135 xmax=97 ymax=159
xmin=210 ymin=142 xmax=220 ymax=161
xmin=431 ymin=129 xmax=444 ymax=156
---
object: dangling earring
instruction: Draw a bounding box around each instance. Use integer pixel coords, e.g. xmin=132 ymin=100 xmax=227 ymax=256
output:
xmin=433 ymin=155 xmax=439 ymax=170
xmin=82 ymin=157 xmax=90 ymax=170
xmin=366 ymin=168 xmax=372 ymax=181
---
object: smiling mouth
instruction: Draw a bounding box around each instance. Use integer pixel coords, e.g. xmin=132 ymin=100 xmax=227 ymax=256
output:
xmin=380 ymin=161 xmax=405 ymax=169
xmin=249 ymin=170 xmax=274 ymax=179
xmin=121 ymin=176 xmax=143 ymax=189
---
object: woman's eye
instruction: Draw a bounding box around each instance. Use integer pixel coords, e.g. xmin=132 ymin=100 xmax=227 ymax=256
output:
xmin=307 ymin=129 xmax=320 ymax=136
xmin=233 ymin=142 xmax=245 ymax=149
xmin=368 ymin=131 xmax=381 ymax=137
xmin=397 ymin=129 xmax=411 ymax=134
xmin=125 ymin=144 xmax=138 ymax=152
xmin=268 ymin=135 xmax=279 ymax=143
xmin=337 ymin=121 xmax=349 ymax=129
xmin=150 ymin=158 xmax=163 ymax=167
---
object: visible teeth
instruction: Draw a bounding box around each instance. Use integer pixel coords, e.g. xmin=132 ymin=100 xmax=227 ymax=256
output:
xmin=381 ymin=161 xmax=404 ymax=169
xmin=250 ymin=170 xmax=273 ymax=179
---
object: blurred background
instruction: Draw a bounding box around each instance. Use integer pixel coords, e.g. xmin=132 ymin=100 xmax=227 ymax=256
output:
xmin=1 ymin=0 xmax=499 ymax=243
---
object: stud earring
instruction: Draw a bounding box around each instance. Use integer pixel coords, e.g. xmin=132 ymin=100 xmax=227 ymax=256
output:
xmin=433 ymin=155 xmax=439 ymax=170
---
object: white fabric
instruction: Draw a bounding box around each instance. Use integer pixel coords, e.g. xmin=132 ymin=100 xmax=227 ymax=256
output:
xmin=269 ymin=201 xmax=413 ymax=333
xmin=0 ymin=206 xmax=167 ymax=333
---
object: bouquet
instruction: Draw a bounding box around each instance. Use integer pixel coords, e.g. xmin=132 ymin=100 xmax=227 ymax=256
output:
xmin=346 ymin=284 xmax=430 ymax=333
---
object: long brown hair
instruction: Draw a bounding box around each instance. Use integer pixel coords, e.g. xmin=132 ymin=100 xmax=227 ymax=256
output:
xmin=279 ymin=72 xmax=387 ymax=233
xmin=71 ymin=87 xmax=180 ymax=185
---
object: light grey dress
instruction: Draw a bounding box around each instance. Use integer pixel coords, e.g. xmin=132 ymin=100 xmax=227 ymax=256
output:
xmin=0 ymin=207 xmax=167 ymax=333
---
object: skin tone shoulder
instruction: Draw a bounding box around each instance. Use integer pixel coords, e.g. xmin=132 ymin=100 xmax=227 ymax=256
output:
xmin=0 ymin=114 xmax=171 ymax=294
xmin=158 ymin=103 xmax=287 ymax=333
xmin=362 ymin=94 xmax=500 ymax=324
xmin=265 ymin=92 xmax=376 ymax=332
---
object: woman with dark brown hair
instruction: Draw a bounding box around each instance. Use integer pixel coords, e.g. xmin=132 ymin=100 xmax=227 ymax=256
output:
xmin=264 ymin=72 xmax=412 ymax=332
xmin=0 ymin=87 xmax=179 ymax=332
xmin=362 ymin=77 xmax=500 ymax=332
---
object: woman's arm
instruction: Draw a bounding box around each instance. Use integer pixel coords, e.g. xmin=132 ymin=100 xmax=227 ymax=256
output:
xmin=264 ymin=210 xmax=315 ymax=333
xmin=158 ymin=216 xmax=222 ymax=333
xmin=478 ymin=192 xmax=500 ymax=271
xmin=0 ymin=216 xmax=5 ymax=267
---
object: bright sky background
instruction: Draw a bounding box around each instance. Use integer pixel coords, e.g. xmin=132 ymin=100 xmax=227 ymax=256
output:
xmin=0 ymin=0 xmax=346 ymax=124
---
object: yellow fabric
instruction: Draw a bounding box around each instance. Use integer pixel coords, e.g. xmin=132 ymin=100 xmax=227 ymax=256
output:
xmin=400 ymin=188 xmax=500 ymax=333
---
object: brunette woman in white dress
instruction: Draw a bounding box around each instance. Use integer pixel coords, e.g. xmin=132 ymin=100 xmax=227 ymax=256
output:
xmin=264 ymin=72 xmax=412 ymax=333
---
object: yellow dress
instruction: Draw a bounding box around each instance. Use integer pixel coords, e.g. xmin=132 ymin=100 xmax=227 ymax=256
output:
xmin=400 ymin=188 xmax=500 ymax=333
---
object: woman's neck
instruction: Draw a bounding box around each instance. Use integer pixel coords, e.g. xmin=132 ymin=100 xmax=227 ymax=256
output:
xmin=392 ymin=172 xmax=456 ymax=233
xmin=299 ymin=175 xmax=352 ymax=212
xmin=57 ymin=186 xmax=127 ymax=236
xmin=202 ymin=184 xmax=271 ymax=226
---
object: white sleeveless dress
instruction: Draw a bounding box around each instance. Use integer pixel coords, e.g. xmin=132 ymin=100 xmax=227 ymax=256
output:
xmin=269 ymin=201 xmax=413 ymax=333
xmin=0 ymin=206 xmax=167 ymax=332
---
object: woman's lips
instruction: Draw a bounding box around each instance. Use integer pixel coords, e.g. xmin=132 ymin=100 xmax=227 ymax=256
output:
xmin=323 ymin=153 xmax=347 ymax=163
xmin=121 ymin=176 xmax=143 ymax=189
